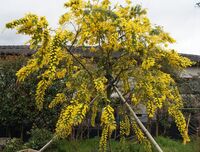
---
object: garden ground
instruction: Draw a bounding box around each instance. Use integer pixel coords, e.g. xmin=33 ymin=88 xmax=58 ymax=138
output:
xmin=46 ymin=136 xmax=200 ymax=152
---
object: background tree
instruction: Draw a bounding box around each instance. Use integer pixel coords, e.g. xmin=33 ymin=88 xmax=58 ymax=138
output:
xmin=0 ymin=56 xmax=60 ymax=139
xmin=6 ymin=0 xmax=192 ymax=151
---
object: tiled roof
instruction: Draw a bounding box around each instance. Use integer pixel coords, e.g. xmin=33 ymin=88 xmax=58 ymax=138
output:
xmin=179 ymin=53 xmax=200 ymax=63
xmin=0 ymin=45 xmax=200 ymax=62
xmin=0 ymin=45 xmax=35 ymax=56
xmin=0 ymin=45 xmax=96 ymax=57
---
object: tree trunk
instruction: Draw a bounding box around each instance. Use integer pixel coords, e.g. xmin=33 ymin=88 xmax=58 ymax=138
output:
xmin=156 ymin=111 xmax=160 ymax=137
xmin=87 ymin=119 xmax=90 ymax=139
xmin=20 ymin=124 xmax=24 ymax=140
xmin=147 ymin=118 xmax=151 ymax=133
xmin=97 ymin=125 xmax=100 ymax=137
xmin=7 ymin=126 xmax=11 ymax=138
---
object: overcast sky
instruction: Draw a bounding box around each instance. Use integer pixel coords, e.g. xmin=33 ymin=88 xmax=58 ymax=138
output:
xmin=0 ymin=0 xmax=200 ymax=55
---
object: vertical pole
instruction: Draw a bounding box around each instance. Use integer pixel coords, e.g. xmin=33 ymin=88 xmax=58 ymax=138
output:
xmin=97 ymin=124 xmax=100 ymax=137
xmin=114 ymin=86 xmax=163 ymax=152
xmin=87 ymin=119 xmax=90 ymax=139
xmin=186 ymin=113 xmax=191 ymax=134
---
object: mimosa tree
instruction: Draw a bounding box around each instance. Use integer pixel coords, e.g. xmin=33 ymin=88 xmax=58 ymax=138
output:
xmin=6 ymin=0 xmax=191 ymax=151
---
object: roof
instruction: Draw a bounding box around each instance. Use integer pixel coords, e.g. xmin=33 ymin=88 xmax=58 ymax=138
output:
xmin=0 ymin=45 xmax=200 ymax=62
xmin=0 ymin=45 xmax=35 ymax=56
xmin=0 ymin=45 xmax=96 ymax=58
xmin=179 ymin=53 xmax=200 ymax=63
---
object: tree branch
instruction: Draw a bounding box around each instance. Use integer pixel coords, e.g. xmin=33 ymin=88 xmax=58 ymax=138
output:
xmin=62 ymin=30 xmax=93 ymax=79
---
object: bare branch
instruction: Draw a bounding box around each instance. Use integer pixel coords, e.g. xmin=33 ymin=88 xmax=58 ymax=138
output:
xmin=62 ymin=30 xmax=93 ymax=79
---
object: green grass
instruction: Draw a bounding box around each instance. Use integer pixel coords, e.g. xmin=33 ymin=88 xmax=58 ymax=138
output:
xmin=155 ymin=136 xmax=200 ymax=152
xmin=46 ymin=136 xmax=200 ymax=152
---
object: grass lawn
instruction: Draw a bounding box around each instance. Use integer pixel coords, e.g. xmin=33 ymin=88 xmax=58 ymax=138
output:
xmin=46 ymin=136 xmax=200 ymax=152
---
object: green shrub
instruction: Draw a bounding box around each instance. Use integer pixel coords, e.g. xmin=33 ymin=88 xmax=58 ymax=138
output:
xmin=0 ymin=57 xmax=60 ymax=138
xmin=24 ymin=127 xmax=53 ymax=150
xmin=2 ymin=138 xmax=23 ymax=152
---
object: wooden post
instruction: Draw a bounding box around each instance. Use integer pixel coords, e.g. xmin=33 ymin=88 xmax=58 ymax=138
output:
xmin=87 ymin=119 xmax=90 ymax=139
xmin=20 ymin=125 xmax=24 ymax=141
xmin=97 ymin=124 xmax=100 ymax=137
xmin=39 ymin=137 xmax=55 ymax=152
xmin=196 ymin=127 xmax=199 ymax=137
xmin=114 ymin=86 xmax=163 ymax=152
xmin=156 ymin=110 xmax=160 ymax=137
xmin=186 ymin=113 xmax=191 ymax=135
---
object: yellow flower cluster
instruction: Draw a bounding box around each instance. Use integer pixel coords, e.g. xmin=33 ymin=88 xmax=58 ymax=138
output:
xmin=146 ymin=100 xmax=156 ymax=118
xmin=101 ymin=0 xmax=110 ymax=8
xmin=94 ymin=77 xmax=107 ymax=93
xmin=91 ymin=103 xmax=97 ymax=127
xmin=132 ymin=121 xmax=145 ymax=143
xmin=141 ymin=58 xmax=155 ymax=70
xmin=59 ymin=13 xmax=71 ymax=25
xmin=166 ymin=51 xmax=192 ymax=70
xmin=132 ymin=121 xmax=152 ymax=152
xmin=75 ymin=84 xmax=92 ymax=103
xmin=100 ymin=126 xmax=109 ymax=152
xmin=120 ymin=115 xmax=130 ymax=137
xmin=35 ymin=79 xmax=52 ymax=110
xmin=100 ymin=105 xmax=116 ymax=152
xmin=64 ymin=0 xmax=84 ymax=16
xmin=122 ymin=76 xmax=130 ymax=92
xmin=34 ymin=29 xmax=74 ymax=109
xmin=56 ymin=69 xmax=67 ymax=79
xmin=64 ymin=0 xmax=83 ymax=9
xmin=16 ymin=59 xmax=39 ymax=82
xmin=6 ymin=14 xmax=49 ymax=49
xmin=101 ymin=105 xmax=116 ymax=130
xmin=168 ymin=106 xmax=190 ymax=144
xmin=56 ymin=103 xmax=88 ymax=138
xmin=49 ymin=93 xmax=66 ymax=108
xmin=55 ymin=105 xmax=74 ymax=137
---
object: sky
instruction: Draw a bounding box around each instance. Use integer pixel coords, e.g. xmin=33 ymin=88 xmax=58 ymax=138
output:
xmin=0 ymin=0 xmax=200 ymax=55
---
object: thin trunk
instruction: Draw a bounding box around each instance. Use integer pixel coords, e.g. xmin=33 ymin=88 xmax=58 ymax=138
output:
xmin=155 ymin=122 xmax=159 ymax=137
xmin=76 ymin=126 xmax=79 ymax=140
xmin=114 ymin=129 xmax=117 ymax=140
xmin=80 ymin=127 xmax=83 ymax=140
xmin=97 ymin=125 xmax=100 ymax=137
xmin=108 ymin=132 xmax=112 ymax=152
xmin=87 ymin=119 xmax=90 ymax=139
xmin=147 ymin=118 xmax=151 ymax=133
xmin=71 ymin=127 xmax=75 ymax=140
xmin=105 ymin=53 xmax=112 ymax=100
xmin=8 ymin=126 xmax=11 ymax=138
xmin=186 ymin=113 xmax=191 ymax=134
xmin=163 ymin=112 xmax=168 ymax=136
xmin=156 ymin=111 xmax=160 ymax=137
xmin=20 ymin=124 xmax=24 ymax=140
